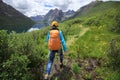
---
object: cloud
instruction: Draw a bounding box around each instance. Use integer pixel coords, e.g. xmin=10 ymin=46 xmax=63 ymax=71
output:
xmin=3 ymin=0 xmax=118 ymax=17
xmin=50 ymin=0 xmax=72 ymax=11
xmin=68 ymin=0 xmax=92 ymax=11
xmin=3 ymin=0 xmax=49 ymax=17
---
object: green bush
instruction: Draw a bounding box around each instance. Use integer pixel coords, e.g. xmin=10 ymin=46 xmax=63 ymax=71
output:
xmin=107 ymin=39 xmax=120 ymax=69
xmin=1 ymin=53 xmax=31 ymax=80
xmin=0 ymin=29 xmax=48 ymax=80
xmin=0 ymin=30 xmax=9 ymax=62
xmin=113 ymin=11 xmax=120 ymax=33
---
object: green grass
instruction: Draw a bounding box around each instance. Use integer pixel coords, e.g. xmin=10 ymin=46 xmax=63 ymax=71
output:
xmin=95 ymin=67 xmax=120 ymax=80
xmin=72 ymin=63 xmax=81 ymax=74
xmin=1 ymin=16 xmax=120 ymax=80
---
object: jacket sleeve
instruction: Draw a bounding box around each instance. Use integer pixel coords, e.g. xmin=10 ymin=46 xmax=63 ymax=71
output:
xmin=46 ymin=32 xmax=50 ymax=43
xmin=59 ymin=31 xmax=67 ymax=51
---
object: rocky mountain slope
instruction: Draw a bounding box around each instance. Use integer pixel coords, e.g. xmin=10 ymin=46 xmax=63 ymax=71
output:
xmin=30 ymin=9 xmax=75 ymax=25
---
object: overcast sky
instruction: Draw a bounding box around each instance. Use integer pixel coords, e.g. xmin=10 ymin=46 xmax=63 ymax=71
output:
xmin=2 ymin=0 xmax=119 ymax=17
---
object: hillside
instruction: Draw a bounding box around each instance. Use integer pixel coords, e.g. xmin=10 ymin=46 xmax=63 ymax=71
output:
xmin=71 ymin=1 xmax=120 ymax=33
xmin=73 ymin=1 xmax=120 ymax=18
xmin=0 ymin=1 xmax=120 ymax=80
xmin=0 ymin=0 xmax=35 ymax=32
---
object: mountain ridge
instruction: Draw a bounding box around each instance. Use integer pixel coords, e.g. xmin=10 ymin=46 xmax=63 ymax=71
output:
xmin=28 ymin=8 xmax=75 ymax=31
xmin=30 ymin=9 xmax=75 ymax=23
xmin=72 ymin=1 xmax=103 ymax=18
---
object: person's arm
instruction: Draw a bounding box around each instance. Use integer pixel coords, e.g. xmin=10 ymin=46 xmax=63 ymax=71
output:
xmin=46 ymin=32 xmax=50 ymax=43
xmin=59 ymin=31 xmax=67 ymax=51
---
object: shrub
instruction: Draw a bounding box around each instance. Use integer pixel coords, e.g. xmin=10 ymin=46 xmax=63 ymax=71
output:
xmin=114 ymin=12 xmax=120 ymax=33
xmin=7 ymin=31 xmax=47 ymax=80
xmin=0 ymin=30 xmax=9 ymax=62
xmin=107 ymin=39 xmax=120 ymax=69
xmin=0 ymin=30 xmax=10 ymax=76
xmin=1 ymin=53 xmax=31 ymax=80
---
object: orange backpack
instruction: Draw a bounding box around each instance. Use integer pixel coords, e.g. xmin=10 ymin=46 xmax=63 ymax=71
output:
xmin=48 ymin=30 xmax=61 ymax=50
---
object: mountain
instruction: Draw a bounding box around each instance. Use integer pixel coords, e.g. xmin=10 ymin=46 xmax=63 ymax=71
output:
xmin=41 ymin=8 xmax=75 ymax=26
xmin=43 ymin=8 xmax=75 ymax=23
xmin=30 ymin=15 xmax=44 ymax=22
xmin=28 ymin=9 xmax=75 ymax=32
xmin=0 ymin=0 xmax=34 ymax=33
xmin=64 ymin=10 xmax=75 ymax=18
xmin=43 ymin=8 xmax=64 ymax=25
xmin=30 ymin=9 xmax=75 ymax=24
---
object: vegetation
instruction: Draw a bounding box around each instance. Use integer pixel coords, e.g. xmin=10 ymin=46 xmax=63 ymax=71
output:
xmin=0 ymin=1 xmax=120 ymax=80
xmin=72 ymin=1 xmax=120 ymax=33
xmin=0 ymin=16 xmax=34 ymax=33
xmin=0 ymin=29 xmax=48 ymax=80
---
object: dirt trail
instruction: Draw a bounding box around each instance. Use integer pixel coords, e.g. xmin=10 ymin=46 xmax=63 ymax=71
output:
xmin=45 ymin=25 xmax=104 ymax=80
xmin=47 ymin=25 xmax=90 ymax=80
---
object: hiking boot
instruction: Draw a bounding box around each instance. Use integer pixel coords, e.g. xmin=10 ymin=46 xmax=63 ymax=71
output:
xmin=44 ymin=74 xmax=48 ymax=80
xmin=60 ymin=63 xmax=63 ymax=69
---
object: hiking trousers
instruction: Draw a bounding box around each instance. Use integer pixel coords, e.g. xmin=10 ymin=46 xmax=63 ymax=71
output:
xmin=46 ymin=48 xmax=63 ymax=74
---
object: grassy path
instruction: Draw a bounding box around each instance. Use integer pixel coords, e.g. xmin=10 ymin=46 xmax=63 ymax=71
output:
xmin=67 ymin=25 xmax=89 ymax=47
